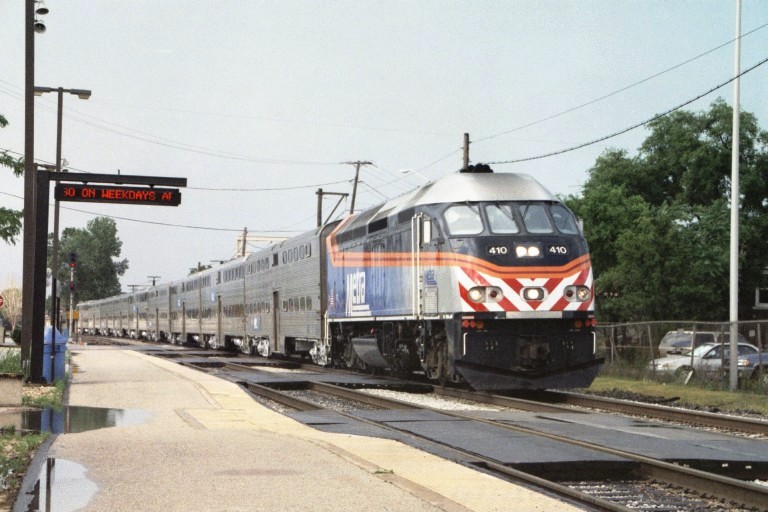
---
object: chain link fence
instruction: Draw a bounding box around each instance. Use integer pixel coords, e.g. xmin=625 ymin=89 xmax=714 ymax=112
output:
xmin=595 ymin=320 xmax=768 ymax=392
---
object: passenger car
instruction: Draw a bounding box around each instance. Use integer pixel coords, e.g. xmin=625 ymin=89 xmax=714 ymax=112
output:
xmin=735 ymin=351 xmax=768 ymax=385
xmin=657 ymin=330 xmax=747 ymax=357
xmin=648 ymin=342 xmax=760 ymax=377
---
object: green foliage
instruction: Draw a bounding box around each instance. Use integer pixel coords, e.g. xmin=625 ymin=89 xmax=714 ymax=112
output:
xmin=0 ymin=351 xmax=22 ymax=375
xmin=0 ymin=114 xmax=24 ymax=245
xmin=0 ymin=431 xmax=48 ymax=502
xmin=50 ymin=217 xmax=129 ymax=307
xmin=189 ymin=262 xmax=212 ymax=275
xmin=571 ymin=99 xmax=768 ymax=322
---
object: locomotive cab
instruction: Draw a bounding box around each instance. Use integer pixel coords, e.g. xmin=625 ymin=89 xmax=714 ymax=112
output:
xmin=325 ymin=166 xmax=603 ymax=390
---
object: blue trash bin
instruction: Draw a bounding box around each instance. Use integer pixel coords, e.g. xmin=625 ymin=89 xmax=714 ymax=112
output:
xmin=54 ymin=338 xmax=68 ymax=381
xmin=43 ymin=326 xmax=68 ymax=383
xmin=42 ymin=341 xmax=52 ymax=383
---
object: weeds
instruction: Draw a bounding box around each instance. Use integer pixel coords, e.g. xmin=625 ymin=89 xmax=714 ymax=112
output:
xmin=0 ymin=352 xmax=22 ymax=375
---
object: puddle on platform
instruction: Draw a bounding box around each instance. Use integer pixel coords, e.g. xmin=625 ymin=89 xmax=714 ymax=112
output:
xmin=8 ymin=408 xmax=150 ymax=511
xmin=0 ymin=406 xmax=151 ymax=434
xmin=20 ymin=458 xmax=98 ymax=512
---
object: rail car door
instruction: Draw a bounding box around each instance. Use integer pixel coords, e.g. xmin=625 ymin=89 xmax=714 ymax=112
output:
xmin=272 ymin=291 xmax=279 ymax=353
xmin=410 ymin=213 xmax=432 ymax=318
xmin=216 ymin=295 xmax=222 ymax=349
xmin=154 ymin=308 xmax=159 ymax=341
xmin=181 ymin=302 xmax=186 ymax=343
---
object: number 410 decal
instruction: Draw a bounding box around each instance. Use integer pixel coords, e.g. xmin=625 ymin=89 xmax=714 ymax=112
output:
xmin=549 ymin=245 xmax=568 ymax=254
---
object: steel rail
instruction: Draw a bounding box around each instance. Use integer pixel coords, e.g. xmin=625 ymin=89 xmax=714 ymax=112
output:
xmin=430 ymin=386 xmax=768 ymax=436
xmin=314 ymin=383 xmax=768 ymax=511
xmin=544 ymin=390 xmax=768 ymax=435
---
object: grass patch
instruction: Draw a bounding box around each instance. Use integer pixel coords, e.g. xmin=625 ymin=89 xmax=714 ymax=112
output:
xmin=0 ymin=430 xmax=48 ymax=510
xmin=0 ymin=351 xmax=22 ymax=375
xmin=587 ymin=375 xmax=768 ymax=416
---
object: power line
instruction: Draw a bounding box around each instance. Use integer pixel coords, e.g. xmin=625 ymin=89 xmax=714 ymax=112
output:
xmin=475 ymin=20 xmax=768 ymax=144
xmin=487 ymin=55 xmax=768 ymax=166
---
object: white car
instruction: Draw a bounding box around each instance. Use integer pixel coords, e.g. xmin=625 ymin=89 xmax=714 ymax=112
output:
xmin=648 ymin=342 xmax=760 ymax=376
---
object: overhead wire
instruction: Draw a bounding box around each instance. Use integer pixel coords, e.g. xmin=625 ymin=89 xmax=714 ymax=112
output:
xmin=474 ymin=20 xmax=768 ymax=144
xmin=486 ymin=55 xmax=768 ymax=165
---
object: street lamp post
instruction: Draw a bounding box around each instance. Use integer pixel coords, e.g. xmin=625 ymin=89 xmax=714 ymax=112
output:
xmin=21 ymin=0 xmax=49 ymax=382
xmin=34 ymin=87 xmax=92 ymax=336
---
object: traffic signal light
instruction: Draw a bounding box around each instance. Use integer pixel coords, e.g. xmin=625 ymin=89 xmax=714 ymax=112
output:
xmin=69 ymin=252 xmax=77 ymax=268
xmin=69 ymin=281 xmax=75 ymax=291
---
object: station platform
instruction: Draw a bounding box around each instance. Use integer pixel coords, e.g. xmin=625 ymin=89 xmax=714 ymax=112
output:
xmin=16 ymin=346 xmax=583 ymax=512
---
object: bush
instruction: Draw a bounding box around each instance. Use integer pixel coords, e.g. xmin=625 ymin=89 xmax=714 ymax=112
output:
xmin=10 ymin=327 xmax=20 ymax=345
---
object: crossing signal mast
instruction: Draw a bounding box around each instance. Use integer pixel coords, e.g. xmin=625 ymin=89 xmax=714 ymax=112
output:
xmin=68 ymin=252 xmax=76 ymax=333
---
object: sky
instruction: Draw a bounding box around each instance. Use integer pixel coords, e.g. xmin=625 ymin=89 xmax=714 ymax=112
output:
xmin=1 ymin=0 xmax=767 ymax=294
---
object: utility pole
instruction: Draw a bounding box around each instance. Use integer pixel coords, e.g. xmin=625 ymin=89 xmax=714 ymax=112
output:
xmin=316 ymin=189 xmax=349 ymax=227
xmin=343 ymin=161 xmax=373 ymax=214
xmin=463 ymin=133 xmax=470 ymax=169
xmin=241 ymin=227 xmax=247 ymax=257
xmin=148 ymin=276 xmax=161 ymax=286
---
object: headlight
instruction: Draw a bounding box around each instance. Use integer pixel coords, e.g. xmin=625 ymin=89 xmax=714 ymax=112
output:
xmin=467 ymin=286 xmax=503 ymax=303
xmin=564 ymin=285 xmax=591 ymax=302
xmin=515 ymin=244 xmax=542 ymax=258
xmin=738 ymin=358 xmax=751 ymax=367
xmin=468 ymin=287 xmax=484 ymax=302
xmin=522 ymin=287 xmax=546 ymax=301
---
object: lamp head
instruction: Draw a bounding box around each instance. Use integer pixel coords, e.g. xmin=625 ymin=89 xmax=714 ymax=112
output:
xmin=35 ymin=0 xmax=49 ymax=15
xmin=33 ymin=20 xmax=46 ymax=33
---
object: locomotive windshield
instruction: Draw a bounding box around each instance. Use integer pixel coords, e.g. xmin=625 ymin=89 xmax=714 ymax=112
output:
xmin=443 ymin=202 xmax=580 ymax=236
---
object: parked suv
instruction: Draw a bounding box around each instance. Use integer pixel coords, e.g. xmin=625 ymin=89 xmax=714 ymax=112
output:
xmin=657 ymin=330 xmax=747 ymax=357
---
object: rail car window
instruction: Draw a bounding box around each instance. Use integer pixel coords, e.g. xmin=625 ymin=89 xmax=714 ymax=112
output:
xmin=444 ymin=205 xmax=483 ymax=235
xmin=520 ymin=204 xmax=553 ymax=234
xmin=486 ymin=204 xmax=520 ymax=234
xmin=550 ymin=204 xmax=580 ymax=234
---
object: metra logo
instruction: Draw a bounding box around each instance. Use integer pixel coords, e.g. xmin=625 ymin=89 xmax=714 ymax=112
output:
xmin=346 ymin=270 xmax=370 ymax=316
xmin=347 ymin=270 xmax=366 ymax=305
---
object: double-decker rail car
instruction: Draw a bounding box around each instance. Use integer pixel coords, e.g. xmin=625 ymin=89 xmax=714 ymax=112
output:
xmin=78 ymin=165 xmax=603 ymax=390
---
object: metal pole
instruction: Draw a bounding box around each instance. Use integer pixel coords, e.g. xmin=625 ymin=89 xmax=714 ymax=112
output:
xmin=21 ymin=0 xmax=37 ymax=378
xmin=50 ymin=89 xmax=63 ymax=334
xmin=316 ymin=188 xmax=322 ymax=227
xmin=68 ymin=265 xmax=74 ymax=335
xmin=463 ymin=133 xmax=470 ymax=169
xmin=729 ymin=0 xmax=742 ymax=391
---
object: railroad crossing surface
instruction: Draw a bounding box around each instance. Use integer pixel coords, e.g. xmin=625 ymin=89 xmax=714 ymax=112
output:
xmin=17 ymin=345 xmax=584 ymax=512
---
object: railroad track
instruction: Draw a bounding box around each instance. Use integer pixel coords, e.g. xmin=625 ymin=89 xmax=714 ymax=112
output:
xmin=431 ymin=387 xmax=768 ymax=437
xmin=235 ymin=379 xmax=768 ymax=512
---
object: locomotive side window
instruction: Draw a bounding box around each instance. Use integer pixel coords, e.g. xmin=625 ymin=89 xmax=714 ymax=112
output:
xmin=520 ymin=204 xmax=553 ymax=234
xmin=444 ymin=205 xmax=483 ymax=235
xmin=486 ymin=204 xmax=519 ymax=234
xmin=550 ymin=204 xmax=579 ymax=234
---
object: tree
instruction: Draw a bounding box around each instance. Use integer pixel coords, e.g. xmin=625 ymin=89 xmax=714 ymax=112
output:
xmin=189 ymin=262 xmax=212 ymax=275
xmin=0 ymin=114 xmax=24 ymax=244
xmin=0 ymin=279 xmax=23 ymax=331
xmin=568 ymin=99 xmax=768 ymax=322
xmin=49 ymin=217 xmax=129 ymax=309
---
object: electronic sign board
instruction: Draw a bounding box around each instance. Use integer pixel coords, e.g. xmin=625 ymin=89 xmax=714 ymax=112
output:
xmin=54 ymin=184 xmax=182 ymax=206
